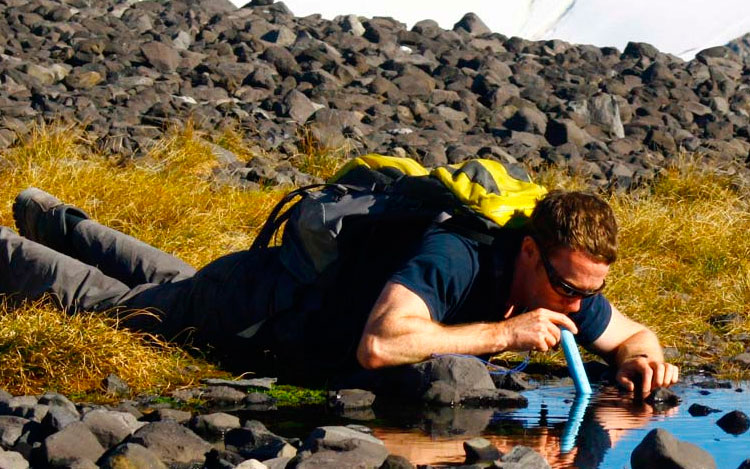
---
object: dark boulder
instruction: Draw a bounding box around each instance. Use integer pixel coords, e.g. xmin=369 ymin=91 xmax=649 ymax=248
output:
xmin=631 ymin=428 xmax=716 ymax=469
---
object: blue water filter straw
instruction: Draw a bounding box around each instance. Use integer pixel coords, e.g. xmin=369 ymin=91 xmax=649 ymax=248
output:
xmin=560 ymin=327 xmax=592 ymax=395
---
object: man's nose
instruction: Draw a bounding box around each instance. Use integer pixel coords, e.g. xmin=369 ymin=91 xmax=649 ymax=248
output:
xmin=563 ymin=297 xmax=583 ymax=314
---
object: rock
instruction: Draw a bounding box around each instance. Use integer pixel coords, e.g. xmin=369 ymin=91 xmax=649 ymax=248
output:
xmin=453 ymin=13 xmax=492 ymax=36
xmin=737 ymin=459 xmax=750 ymax=469
xmin=145 ymin=408 xmax=192 ymax=424
xmin=97 ymin=443 xmax=167 ymax=469
xmin=82 ymin=409 xmax=142 ymax=449
xmin=128 ymin=421 xmax=212 ymax=465
xmin=731 ymin=353 xmax=750 ymax=368
xmin=236 ymin=460 xmax=268 ymax=469
xmin=716 ymin=410 xmax=750 ymax=435
xmin=102 ymin=374 xmax=130 ymax=396
xmin=463 ymin=437 xmax=501 ymax=463
xmin=0 ymin=450 xmax=28 ymax=469
xmin=379 ymin=454 xmax=415 ymax=469
xmin=631 ymin=428 xmax=716 ymax=469
xmin=545 ymin=119 xmax=588 ymax=147
xmin=294 ymin=426 xmax=388 ymax=469
xmin=328 ymin=389 xmax=376 ymax=411
xmin=42 ymin=422 xmax=106 ymax=467
xmin=64 ymin=69 xmax=103 ymax=89
xmin=497 ymin=446 xmax=550 ymax=468
xmin=0 ymin=416 xmax=32 ymax=448
xmin=694 ymin=380 xmax=732 ymax=389
xmin=491 ymin=372 xmax=536 ymax=391
xmin=688 ymin=403 xmax=722 ymax=417
xmin=191 ymin=412 xmax=241 ymax=439
xmin=140 ymin=42 xmax=181 ymax=73
xmin=202 ymin=386 xmax=247 ymax=406
xmin=644 ymin=387 xmax=681 ymax=408
xmin=225 ymin=420 xmax=288 ymax=459
xmin=201 ymin=378 xmax=277 ymax=390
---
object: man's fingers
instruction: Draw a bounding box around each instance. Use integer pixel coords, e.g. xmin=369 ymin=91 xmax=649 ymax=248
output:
xmin=664 ymin=364 xmax=679 ymax=386
xmin=544 ymin=310 xmax=579 ymax=335
xmin=652 ymin=362 xmax=666 ymax=388
xmin=641 ymin=363 xmax=654 ymax=395
xmin=617 ymin=372 xmax=635 ymax=392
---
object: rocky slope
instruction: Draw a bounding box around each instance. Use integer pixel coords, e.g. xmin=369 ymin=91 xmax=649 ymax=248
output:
xmin=1 ymin=0 xmax=749 ymax=190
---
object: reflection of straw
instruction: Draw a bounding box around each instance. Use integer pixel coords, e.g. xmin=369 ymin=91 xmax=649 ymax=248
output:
xmin=560 ymin=328 xmax=592 ymax=394
xmin=560 ymin=393 xmax=591 ymax=453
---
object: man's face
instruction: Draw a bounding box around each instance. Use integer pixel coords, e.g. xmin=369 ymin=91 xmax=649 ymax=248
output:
xmin=524 ymin=238 xmax=610 ymax=314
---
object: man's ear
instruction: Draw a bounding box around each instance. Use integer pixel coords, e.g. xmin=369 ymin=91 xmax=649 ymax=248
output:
xmin=520 ymin=235 xmax=537 ymax=260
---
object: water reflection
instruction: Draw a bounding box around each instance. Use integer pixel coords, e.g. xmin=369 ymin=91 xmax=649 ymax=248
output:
xmin=374 ymin=383 xmax=746 ymax=468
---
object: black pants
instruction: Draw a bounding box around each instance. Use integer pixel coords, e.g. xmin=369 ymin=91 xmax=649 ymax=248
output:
xmin=0 ymin=216 xmax=296 ymax=365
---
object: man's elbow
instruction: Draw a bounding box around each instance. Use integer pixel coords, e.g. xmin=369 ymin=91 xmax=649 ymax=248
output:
xmin=356 ymin=334 xmax=390 ymax=370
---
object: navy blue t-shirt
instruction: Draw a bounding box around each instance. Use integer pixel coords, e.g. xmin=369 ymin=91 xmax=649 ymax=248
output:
xmin=388 ymin=226 xmax=612 ymax=346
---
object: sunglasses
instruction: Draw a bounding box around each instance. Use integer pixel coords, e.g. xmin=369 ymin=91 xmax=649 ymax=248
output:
xmin=538 ymin=248 xmax=605 ymax=299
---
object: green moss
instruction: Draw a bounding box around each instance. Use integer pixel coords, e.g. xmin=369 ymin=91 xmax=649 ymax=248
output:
xmin=266 ymin=385 xmax=326 ymax=407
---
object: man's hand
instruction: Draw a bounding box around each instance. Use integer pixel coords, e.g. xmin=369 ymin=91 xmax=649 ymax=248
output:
xmin=498 ymin=307 xmax=579 ymax=352
xmin=615 ymin=355 xmax=679 ymax=395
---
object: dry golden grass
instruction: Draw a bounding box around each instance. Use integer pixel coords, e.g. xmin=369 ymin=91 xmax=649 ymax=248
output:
xmin=0 ymin=123 xmax=292 ymax=399
xmin=1 ymin=125 xmax=749 ymax=401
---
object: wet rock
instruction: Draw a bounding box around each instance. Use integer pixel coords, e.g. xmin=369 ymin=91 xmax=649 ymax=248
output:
xmin=694 ymin=379 xmax=732 ymax=389
xmin=496 ymin=445 xmax=550 ymax=468
xmin=716 ymin=410 xmax=750 ymax=435
xmin=243 ymin=393 xmax=277 ymax=411
xmin=463 ymin=437 xmax=501 ymax=463
xmin=128 ymin=421 xmax=212 ymax=465
xmin=631 ymin=428 xmax=716 ymax=469
xmin=492 ymin=372 xmax=537 ymax=391
xmin=688 ymin=403 xmax=722 ymax=417
xmin=97 ymin=443 xmax=167 ymax=469
xmin=644 ymin=387 xmax=681 ymax=408
xmin=328 ymin=389 xmax=376 ymax=411
xmin=737 ymin=459 xmax=750 ymax=469
xmin=202 ymin=386 xmax=247 ymax=406
xmin=201 ymin=378 xmax=277 ymax=390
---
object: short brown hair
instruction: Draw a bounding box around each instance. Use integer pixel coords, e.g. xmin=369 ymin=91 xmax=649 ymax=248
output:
xmin=529 ymin=190 xmax=618 ymax=263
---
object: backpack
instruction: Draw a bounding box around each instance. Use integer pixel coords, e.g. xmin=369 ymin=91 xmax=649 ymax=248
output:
xmin=250 ymin=154 xmax=547 ymax=287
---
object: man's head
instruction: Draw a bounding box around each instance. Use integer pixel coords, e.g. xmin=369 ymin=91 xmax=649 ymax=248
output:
xmin=513 ymin=190 xmax=618 ymax=314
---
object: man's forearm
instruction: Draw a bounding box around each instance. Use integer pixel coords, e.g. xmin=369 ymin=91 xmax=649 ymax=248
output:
xmin=613 ymin=328 xmax=664 ymax=367
xmin=357 ymin=318 xmax=507 ymax=369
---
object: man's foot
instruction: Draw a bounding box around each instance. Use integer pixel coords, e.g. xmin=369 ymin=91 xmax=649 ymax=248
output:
xmin=12 ymin=187 xmax=88 ymax=251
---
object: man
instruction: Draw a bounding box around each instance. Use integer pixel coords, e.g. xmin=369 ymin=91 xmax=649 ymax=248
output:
xmin=0 ymin=187 xmax=677 ymax=393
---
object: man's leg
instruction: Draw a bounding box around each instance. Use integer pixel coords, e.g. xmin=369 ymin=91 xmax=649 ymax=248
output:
xmin=0 ymin=226 xmax=134 ymax=311
xmin=13 ymin=188 xmax=196 ymax=287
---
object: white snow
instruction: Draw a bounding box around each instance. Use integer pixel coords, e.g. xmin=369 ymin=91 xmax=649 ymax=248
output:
xmin=230 ymin=0 xmax=750 ymax=59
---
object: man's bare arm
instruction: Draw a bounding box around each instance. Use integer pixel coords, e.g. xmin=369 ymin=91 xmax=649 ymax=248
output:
xmin=590 ymin=305 xmax=679 ymax=393
xmin=356 ymin=281 xmax=578 ymax=369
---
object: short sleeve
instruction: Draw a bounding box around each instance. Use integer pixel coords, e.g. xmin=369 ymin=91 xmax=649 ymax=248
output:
xmin=389 ymin=227 xmax=480 ymax=322
xmin=568 ymin=293 xmax=612 ymax=345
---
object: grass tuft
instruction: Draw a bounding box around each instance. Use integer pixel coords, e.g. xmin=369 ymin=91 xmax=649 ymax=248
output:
xmin=0 ymin=298 xmax=212 ymax=399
